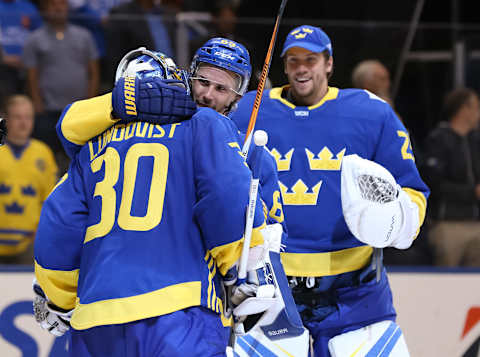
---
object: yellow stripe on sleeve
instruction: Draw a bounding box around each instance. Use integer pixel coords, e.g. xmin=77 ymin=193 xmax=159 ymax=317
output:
xmin=61 ymin=93 xmax=117 ymax=146
xmin=402 ymin=187 xmax=427 ymax=239
xmin=209 ymin=222 xmax=266 ymax=276
xmin=34 ymin=261 xmax=79 ymax=310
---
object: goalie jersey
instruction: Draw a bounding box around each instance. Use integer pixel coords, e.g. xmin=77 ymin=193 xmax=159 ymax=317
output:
xmin=55 ymin=93 xmax=285 ymax=227
xmin=232 ymin=86 xmax=429 ymax=277
xmin=34 ymin=107 xmax=266 ymax=330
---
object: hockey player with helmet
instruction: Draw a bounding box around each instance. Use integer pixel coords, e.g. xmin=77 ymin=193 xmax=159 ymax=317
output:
xmin=231 ymin=25 xmax=430 ymax=356
xmin=40 ymin=39 xmax=309 ymax=356
xmin=32 ymin=49 xmax=270 ymax=356
xmin=189 ymin=37 xmax=251 ymax=115
xmin=55 ymin=40 xmax=284 ymax=230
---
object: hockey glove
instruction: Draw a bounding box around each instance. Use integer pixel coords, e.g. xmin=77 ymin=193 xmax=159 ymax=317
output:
xmin=33 ymin=279 xmax=72 ymax=337
xmin=0 ymin=118 xmax=6 ymax=145
xmin=341 ymin=154 xmax=419 ymax=249
xmin=230 ymin=224 xmax=283 ymax=317
xmin=112 ymin=76 xmax=197 ymax=125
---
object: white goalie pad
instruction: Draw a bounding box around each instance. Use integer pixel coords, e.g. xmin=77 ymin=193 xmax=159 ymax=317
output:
xmin=328 ymin=320 xmax=410 ymax=357
xmin=231 ymin=224 xmax=310 ymax=357
xmin=341 ymin=154 xmax=419 ymax=249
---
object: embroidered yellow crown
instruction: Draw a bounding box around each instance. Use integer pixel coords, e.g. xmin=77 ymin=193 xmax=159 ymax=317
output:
xmin=270 ymin=148 xmax=294 ymax=171
xmin=305 ymin=147 xmax=345 ymax=171
xmin=279 ymin=179 xmax=322 ymax=206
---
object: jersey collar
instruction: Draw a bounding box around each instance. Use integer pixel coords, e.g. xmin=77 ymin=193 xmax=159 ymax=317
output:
xmin=269 ymin=85 xmax=339 ymax=110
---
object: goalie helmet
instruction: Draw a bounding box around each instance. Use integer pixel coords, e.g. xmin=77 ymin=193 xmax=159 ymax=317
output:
xmin=190 ymin=37 xmax=252 ymax=95
xmin=115 ymin=47 xmax=190 ymax=94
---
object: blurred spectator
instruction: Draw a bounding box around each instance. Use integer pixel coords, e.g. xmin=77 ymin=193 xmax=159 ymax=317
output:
xmin=189 ymin=1 xmax=261 ymax=90
xmin=189 ymin=1 xmax=250 ymax=57
xmin=352 ymin=58 xmax=432 ymax=265
xmin=68 ymin=0 xmax=129 ymax=90
xmin=68 ymin=0 xmax=129 ymax=19
xmin=352 ymin=59 xmax=393 ymax=106
xmin=22 ymin=0 xmax=99 ymax=163
xmin=422 ymin=88 xmax=480 ymax=267
xmin=0 ymin=0 xmax=42 ymax=106
xmin=104 ymin=0 xmax=176 ymax=83
xmin=351 ymin=58 xmax=422 ymax=160
xmin=0 ymin=95 xmax=57 ymax=265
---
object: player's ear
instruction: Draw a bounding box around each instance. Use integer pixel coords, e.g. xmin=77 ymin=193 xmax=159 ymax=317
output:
xmin=326 ymin=56 xmax=333 ymax=72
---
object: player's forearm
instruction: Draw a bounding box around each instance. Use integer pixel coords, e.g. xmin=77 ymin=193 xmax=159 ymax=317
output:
xmin=59 ymin=93 xmax=116 ymax=147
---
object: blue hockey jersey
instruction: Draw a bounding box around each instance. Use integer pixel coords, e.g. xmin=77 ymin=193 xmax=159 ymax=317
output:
xmin=56 ymin=93 xmax=285 ymax=227
xmin=34 ymin=107 xmax=266 ymax=330
xmin=232 ymin=86 xmax=429 ymax=277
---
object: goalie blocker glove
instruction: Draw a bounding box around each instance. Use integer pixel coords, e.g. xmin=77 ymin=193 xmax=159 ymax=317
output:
xmin=32 ymin=279 xmax=73 ymax=337
xmin=112 ymin=76 xmax=197 ymax=125
xmin=341 ymin=154 xmax=419 ymax=249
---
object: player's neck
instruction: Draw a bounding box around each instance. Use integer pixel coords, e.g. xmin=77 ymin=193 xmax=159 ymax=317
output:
xmin=7 ymin=136 xmax=29 ymax=147
xmin=285 ymin=87 xmax=328 ymax=107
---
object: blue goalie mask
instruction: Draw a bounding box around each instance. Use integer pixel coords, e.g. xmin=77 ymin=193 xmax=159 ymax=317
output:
xmin=115 ymin=47 xmax=191 ymax=95
xmin=190 ymin=38 xmax=252 ymax=95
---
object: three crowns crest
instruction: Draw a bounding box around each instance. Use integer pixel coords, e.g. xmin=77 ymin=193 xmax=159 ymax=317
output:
xmin=273 ymin=146 xmax=346 ymax=205
xmin=290 ymin=27 xmax=314 ymax=39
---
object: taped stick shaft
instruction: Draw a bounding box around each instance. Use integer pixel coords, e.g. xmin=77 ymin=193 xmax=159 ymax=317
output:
xmin=241 ymin=0 xmax=288 ymax=157
xmin=238 ymin=131 xmax=268 ymax=280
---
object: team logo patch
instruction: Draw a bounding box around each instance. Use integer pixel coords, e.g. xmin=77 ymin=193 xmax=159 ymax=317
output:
xmin=36 ymin=159 xmax=46 ymax=172
xmin=294 ymin=110 xmax=309 ymax=117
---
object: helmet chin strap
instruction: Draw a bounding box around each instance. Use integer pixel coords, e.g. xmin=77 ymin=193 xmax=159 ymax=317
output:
xmin=223 ymin=98 xmax=239 ymax=115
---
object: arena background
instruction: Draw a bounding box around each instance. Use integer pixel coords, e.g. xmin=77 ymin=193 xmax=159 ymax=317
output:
xmin=1 ymin=0 xmax=480 ymax=356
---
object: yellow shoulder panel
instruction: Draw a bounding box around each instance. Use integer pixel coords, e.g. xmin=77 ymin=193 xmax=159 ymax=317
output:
xmin=61 ymin=93 xmax=117 ymax=146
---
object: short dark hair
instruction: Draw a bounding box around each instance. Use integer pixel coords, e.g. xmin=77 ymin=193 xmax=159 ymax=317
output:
xmin=442 ymin=88 xmax=477 ymax=121
xmin=322 ymin=49 xmax=333 ymax=80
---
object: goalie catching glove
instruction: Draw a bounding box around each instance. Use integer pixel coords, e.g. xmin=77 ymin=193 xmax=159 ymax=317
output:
xmin=227 ymin=224 xmax=283 ymax=317
xmin=112 ymin=76 xmax=197 ymax=125
xmin=341 ymin=154 xmax=419 ymax=249
xmin=32 ymin=279 xmax=72 ymax=337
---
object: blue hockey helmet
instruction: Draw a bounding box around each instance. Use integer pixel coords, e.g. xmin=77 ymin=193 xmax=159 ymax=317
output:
xmin=190 ymin=37 xmax=252 ymax=95
xmin=115 ymin=47 xmax=190 ymax=94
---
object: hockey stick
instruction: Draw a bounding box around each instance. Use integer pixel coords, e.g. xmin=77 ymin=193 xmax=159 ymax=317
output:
xmin=241 ymin=0 xmax=288 ymax=158
xmin=238 ymin=0 xmax=288 ymax=282
xmin=231 ymin=132 xmax=310 ymax=357
xmin=238 ymin=131 xmax=268 ymax=281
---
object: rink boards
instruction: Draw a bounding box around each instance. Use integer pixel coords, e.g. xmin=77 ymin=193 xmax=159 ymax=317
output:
xmin=0 ymin=266 xmax=478 ymax=357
